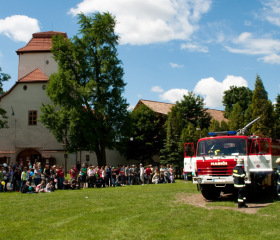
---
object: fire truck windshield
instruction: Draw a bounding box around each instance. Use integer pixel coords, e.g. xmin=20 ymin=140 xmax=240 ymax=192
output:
xmin=197 ymin=138 xmax=247 ymax=156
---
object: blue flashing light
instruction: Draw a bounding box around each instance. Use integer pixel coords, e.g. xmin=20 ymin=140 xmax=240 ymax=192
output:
xmin=208 ymin=131 xmax=237 ymax=136
xmin=208 ymin=132 xmax=216 ymax=136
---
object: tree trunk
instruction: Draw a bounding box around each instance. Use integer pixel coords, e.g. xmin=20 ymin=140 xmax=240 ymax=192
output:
xmin=95 ymin=142 xmax=107 ymax=167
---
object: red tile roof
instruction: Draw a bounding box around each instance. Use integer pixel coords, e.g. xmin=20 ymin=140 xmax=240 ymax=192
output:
xmin=135 ymin=99 xmax=228 ymax=123
xmin=16 ymin=31 xmax=67 ymax=54
xmin=18 ymin=68 xmax=49 ymax=83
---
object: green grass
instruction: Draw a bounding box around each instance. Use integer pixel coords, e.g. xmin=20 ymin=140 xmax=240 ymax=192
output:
xmin=1 ymin=180 xmax=280 ymax=240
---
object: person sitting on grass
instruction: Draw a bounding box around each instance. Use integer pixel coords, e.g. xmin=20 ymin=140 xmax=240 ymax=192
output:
xmin=158 ymin=174 xmax=165 ymax=184
xmin=152 ymin=170 xmax=160 ymax=184
xmin=36 ymin=180 xmax=45 ymax=193
xmin=45 ymin=180 xmax=55 ymax=192
xmin=63 ymin=179 xmax=72 ymax=190
xmin=21 ymin=181 xmax=34 ymax=193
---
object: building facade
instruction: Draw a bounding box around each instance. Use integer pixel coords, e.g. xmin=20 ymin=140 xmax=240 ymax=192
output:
xmin=0 ymin=31 xmax=127 ymax=169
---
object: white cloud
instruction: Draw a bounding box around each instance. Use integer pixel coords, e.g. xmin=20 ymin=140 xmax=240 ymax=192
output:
xmin=159 ymin=88 xmax=189 ymax=103
xmin=151 ymin=86 xmax=164 ymax=93
xmin=193 ymin=75 xmax=248 ymax=108
xmin=181 ymin=42 xmax=208 ymax=52
xmin=69 ymin=0 xmax=212 ymax=45
xmin=170 ymin=63 xmax=184 ymax=68
xmin=262 ymin=0 xmax=280 ymax=26
xmin=0 ymin=15 xmax=40 ymax=42
xmin=225 ymin=32 xmax=280 ymax=64
xmin=128 ymin=105 xmax=135 ymax=111
xmin=259 ymin=53 xmax=280 ymax=64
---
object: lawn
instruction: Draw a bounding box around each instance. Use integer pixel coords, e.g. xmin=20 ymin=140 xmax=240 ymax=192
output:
xmin=1 ymin=180 xmax=280 ymax=240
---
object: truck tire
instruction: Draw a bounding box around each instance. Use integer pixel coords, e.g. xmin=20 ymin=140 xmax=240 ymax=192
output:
xmin=200 ymin=184 xmax=221 ymax=200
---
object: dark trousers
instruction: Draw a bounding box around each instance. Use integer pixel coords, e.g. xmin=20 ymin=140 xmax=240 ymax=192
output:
xmin=237 ymin=187 xmax=246 ymax=208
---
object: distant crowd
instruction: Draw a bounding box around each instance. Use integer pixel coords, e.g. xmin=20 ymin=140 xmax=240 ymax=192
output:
xmin=0 ymin=161 xmax=176 ymax=193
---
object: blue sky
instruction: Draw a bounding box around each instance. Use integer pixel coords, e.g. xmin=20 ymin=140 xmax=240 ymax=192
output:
xmin=1 ymin=0 xmax=280 ymax=110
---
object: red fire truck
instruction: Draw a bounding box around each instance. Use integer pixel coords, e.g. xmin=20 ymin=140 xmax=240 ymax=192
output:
xmin=184 ymin=117 xmax=280 ymax=200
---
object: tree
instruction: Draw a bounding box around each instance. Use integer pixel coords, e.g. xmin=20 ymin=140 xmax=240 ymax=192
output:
xmin=208 ymin=119 xmax=220 ymax=132
xmin=121 ymin=104 xmax=164 ymax=163
xmin=160 ymin=92 xmax=211 ymax=166
xmin=40 ymin=12 xmax=128 ymax=166
xmin=160 ymin=115 xmax=183 ymax=167
xmin=220 ymin=120 xmax=228 ymax=131
xmin=251 ymin=75 xmax=274 ymax=136
xmin=228 ymin=103 xmax=244 ymax=131
xmin=0 ymin=67 xmax=10 ymax=129
xmin=274 ymin=94 xmax=280 ymax=138
xmin=173 ymin=92 xmax=212 ymax=129
xmin=223 ymin=86 xmax=253 ymax=119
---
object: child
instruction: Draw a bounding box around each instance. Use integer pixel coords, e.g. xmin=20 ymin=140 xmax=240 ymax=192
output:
xmin=36 ymin=180 xmax=45 ymax=193
xmin=169 ymin=170 xmax=174 ymax=183
xmin=45 ymin=180 xmax=54 ymax=192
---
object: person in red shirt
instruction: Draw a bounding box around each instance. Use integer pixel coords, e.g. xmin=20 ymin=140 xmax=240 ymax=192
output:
xmin=145 ymin=165 xmax=152 ymax=184
xmin=69 ymin=165 xmax=78 ymax=181
xmin=56 ymin=166 xmax=64 ymax=190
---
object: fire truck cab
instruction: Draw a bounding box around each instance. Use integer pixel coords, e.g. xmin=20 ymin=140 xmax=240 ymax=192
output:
xmin=184 ymin=131 xmax=280 ymax=200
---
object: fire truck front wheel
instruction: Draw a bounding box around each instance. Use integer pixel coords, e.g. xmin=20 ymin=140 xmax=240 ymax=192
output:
xmin=200 ymin=184 xmax=221 ymax=200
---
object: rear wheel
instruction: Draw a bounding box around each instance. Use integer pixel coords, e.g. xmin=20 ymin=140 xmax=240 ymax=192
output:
xmin=200 ymin=184 xmax=221 ymax=200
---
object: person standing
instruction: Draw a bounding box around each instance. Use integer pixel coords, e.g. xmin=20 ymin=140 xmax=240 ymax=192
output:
xmin=105 ymin=165 xmax=112 ymax=187
xmin=139 ymin=164 xmax=145 ymax=185
xmin=81 ymin=164 xmax=87 ymax=189
xmin=56 ymin=166 xmax=65 ymax=190
xmin=233 ymin=158 xmax=248 ymax=208
xmin=145 ymin=165 xmax=152 ymax=184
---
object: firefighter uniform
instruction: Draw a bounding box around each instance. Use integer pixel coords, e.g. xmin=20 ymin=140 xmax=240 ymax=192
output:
xmin=233 ymin=159 xmax=248 ymax=208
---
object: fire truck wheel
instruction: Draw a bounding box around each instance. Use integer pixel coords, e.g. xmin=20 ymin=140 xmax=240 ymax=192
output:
xmin=200 ymin=185 xmax=221 ymax=200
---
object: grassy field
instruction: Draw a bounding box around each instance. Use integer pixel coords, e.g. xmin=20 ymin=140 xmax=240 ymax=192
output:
xmin=1 ymin=180 xmax=280 ymax=240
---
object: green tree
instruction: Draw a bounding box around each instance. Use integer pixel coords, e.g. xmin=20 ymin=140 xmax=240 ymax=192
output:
xmin=40 ymin=12 xmax=128 ymax=166
xmin=160 ymin=115 xmax=182 ymax=167
xmin=209 ymin=119 xmax=220 ymax=132
xmin=251 ymin=75 xmax=274 ymax=136
xmin=220 ymin=120 xmax=228 ymax=131
xmin=174 ymin=92 xmax=212 ymax=130
xmin=223 ymin=86 xmax=253 ymax=119
xmin=160 ymin=92 xmax=211 ymax=166
xmin=121 ymin=104 xmax=164 ymax=163
xmin=228 ymin=103 xmax=244 ymax=131
xmin=274 ymin=94 xmax=280 ymax=138
xmin=0 ymin=67 xmax=10 ymax=128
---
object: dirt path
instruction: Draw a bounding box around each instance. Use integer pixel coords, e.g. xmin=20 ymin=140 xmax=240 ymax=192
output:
xmin=175 ymin=193 xmax=273 ymax=214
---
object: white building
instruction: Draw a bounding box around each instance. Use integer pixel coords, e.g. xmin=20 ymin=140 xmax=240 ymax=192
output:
xmin=0 ymin=31 xmax=127 ymax=169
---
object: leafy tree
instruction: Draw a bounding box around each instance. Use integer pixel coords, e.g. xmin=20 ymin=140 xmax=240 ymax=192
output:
xmin=274 ymin=94 xmax=280 ymax=138
xmin=0 ymin=67 xmax=10 ymax=128
xmin=209 ymin=119 xmax=220 ymax=132
xmin=40 ymin=12 xmax=128 ymax=166
xmin=160 ymin=115 xmax=182 ymax=167
xmin=160 ymin=92 xmax=211 ymax=166
xmin=228 ymin=103 xmax=244 ymax=131
xmin=220 ymin=120 xmax=229 ymax=131
xmin=251 ymin=75 xmax=274 ymax=136
xmin=174 ymin=92 xmax=211 ymax=130
xmin=121 ymin=104 xmax=164 ymax=163
xmin=223 ymin=86 xmax=253 ymax=118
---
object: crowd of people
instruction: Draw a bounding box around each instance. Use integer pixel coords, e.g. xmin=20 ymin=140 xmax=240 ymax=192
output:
xmin=0 ymin=161 xmax=177 ymax=193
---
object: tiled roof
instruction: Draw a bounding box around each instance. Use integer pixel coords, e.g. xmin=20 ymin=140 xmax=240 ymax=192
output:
xmin=16 ymin=31 xmax=67 ymax=54
xmin=18 ymin=68 xmax=49 ymax=83
xmin=135 ymin=99 xmax=228 ymax=123
xmin=135 ymin=100 xmax=174 ymax=115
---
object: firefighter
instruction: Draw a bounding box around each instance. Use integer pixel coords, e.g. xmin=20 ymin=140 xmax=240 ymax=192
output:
xmin=233 ymin=158 xmax=248 ymax=208
xmin=276 ymin=158 xmax=280 ymax=200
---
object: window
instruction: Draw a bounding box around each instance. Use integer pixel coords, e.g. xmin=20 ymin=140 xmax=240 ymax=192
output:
xmin=28 ymin=111 xmax=37 ymax=125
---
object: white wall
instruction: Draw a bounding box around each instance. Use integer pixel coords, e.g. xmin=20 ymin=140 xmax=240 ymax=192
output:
xmin=18 ymin=52 xmax=58 ymax=79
